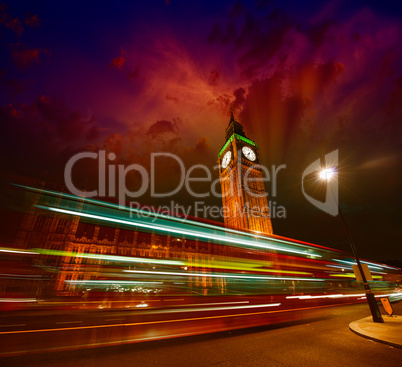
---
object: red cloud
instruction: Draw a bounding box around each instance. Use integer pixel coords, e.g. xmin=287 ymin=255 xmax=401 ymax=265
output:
xmin=0 ymin=6 xmax=24 ymax=35
xmin=24 ymin=14 xmax=40 ymax=28
xmin=5 ymin=17 xmax=23 ymax=34
xmin=10 ymin=43 xmax=49 ymax=69
xmin=110 ymin=56 xmax=126 ymax=70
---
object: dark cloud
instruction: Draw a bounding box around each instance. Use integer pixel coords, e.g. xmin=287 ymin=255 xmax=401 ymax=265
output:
xmin=0 ymin=96 xmax=100 ymax=177
xmin=166 ymin=95 xmax=179 ymax=103
xmin=230 ymin=1 xmax=246 ymax=19
xmin=207 ymin=6 xmax=292 ymax=78
xmin=236 ymin=9 xmax=292 ymax=78
xmin=302 ymin=20 xmax=334 ymax=48
xmin=24 ymin=13 xmax=40 ymax=28
xmin=192 ymin=137 xmax=209 ymax=155
xmin=208 ymin=87 xmax=248 ymax=117
xmin=255 ymin=0 xmax=273 ymax=8
xmin=10 ymin=43 xmax=49 ymax=69
xmin=35 ymin=96 xmax=95 ymax=142
xmin=207 ymin=23 xmax=224 ymax=43
xmin=0 ymin=96 xmax=106 ymax=191
xmin=1 ymin=75 xmax=35 ymax=98
xmin=147 ymin=120 xmax=179 ymax=139
xmin=100 ymin=133 xmax=123 ymax=155
xmin=0 ymin=6 xmax=24 ymax=35
xmin=128 ymin=66 xmax=140 ymax=80
xmin=208 ymin=69 xmax=221 ymax=86
xmin=232 ymin=87 xmax=246 ymax=112
xmin=206 ymin=22 xmax=237 ymax=44
xmin=0 ymin=6 xmax=40 ymax=35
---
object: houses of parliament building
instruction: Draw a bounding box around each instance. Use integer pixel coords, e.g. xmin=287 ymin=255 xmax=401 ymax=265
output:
xmin=4 ymin=112 xmax=275 ymax=297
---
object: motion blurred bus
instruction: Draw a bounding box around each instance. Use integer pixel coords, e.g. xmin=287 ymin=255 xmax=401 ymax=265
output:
xmin=1 ymin=185 xmax=401 ymax=324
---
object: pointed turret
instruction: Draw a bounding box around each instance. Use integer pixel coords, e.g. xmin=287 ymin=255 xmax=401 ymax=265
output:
xmin=225 ymin=106 xmax=246 ymax=140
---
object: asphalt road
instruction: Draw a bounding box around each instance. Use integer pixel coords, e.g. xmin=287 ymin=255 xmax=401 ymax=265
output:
xmin=1 ymin=302 xmax=401 ymax=367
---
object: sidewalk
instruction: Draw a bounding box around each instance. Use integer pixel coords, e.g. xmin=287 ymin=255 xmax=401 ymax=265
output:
xmin=349 ymin=314 xmax=402 ymax=348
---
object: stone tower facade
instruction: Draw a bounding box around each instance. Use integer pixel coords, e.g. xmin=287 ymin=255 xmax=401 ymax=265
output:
xmin=219 ymin=111 xmax=273 ymax=235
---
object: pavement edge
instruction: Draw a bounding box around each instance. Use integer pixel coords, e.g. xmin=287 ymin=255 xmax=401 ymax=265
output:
xmin=349 ymin=319 xmax=402 ymax=349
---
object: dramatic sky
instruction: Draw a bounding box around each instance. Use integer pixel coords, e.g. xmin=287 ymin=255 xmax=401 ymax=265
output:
xmin=0 ymin=1 xmax=401 ymax=263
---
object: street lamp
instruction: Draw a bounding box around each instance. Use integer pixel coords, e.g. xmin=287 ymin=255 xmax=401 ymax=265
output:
xmin=319 ymin=167 xmax=384 ymax=323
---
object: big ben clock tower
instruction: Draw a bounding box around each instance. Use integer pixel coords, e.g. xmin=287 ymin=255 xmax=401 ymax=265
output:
xmin=219 ymin=109 xmax=273 ymax=235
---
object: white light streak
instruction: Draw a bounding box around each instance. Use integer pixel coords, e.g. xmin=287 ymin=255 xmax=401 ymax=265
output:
xmin=158 ymin=303 xmax=281 ymax=314
xmin=0 ymin=298 xmax=37 ymax=303
xmin=20 ymin=184 xmax=330 ymax=254
xmin=36 ymin=205 xmax=322 ymax=259
xmin=123 ymin=269 xmax=324 ymax=282
xmin=0 ymin=248 xmax=38 ymax=255
xmin=286 ymin=293 xmax=366 ymax=300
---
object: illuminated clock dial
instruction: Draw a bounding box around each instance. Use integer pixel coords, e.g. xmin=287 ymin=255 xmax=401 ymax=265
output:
xmin=222 ymin=150 xmax=232 ymax=168
xmin=242 ymin=146 xmax=256 ymax=161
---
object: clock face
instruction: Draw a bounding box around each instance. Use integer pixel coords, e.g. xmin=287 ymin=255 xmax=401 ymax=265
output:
xmin=242 ymin=146 xmax=256 ymax=161
xmin=222 ymin=150 xmax=232 ymax=168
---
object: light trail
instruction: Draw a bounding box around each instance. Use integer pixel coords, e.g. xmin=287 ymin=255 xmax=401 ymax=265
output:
xmin=18 ymin=184 xmax=335 ymax=254
xmin=0 ymin=298 xmax=37 ymax=303
xmin=0 ymin=301 xmax=363 ymax=336
xmin=35 ymin=248 xmax=312 ymax=277
xmin=36 ymin=205 xmax=323 ymax=259
xmin=286 ymin=291 xmax=402 ymax=300
xmin=0 ymin=247 xmax=38 ymax=255
xmin=332 ymin=259 xmax=399 ymax=271
xmin=158 ymin=303 xmax=281 ymax=314
xmin=175 ymin=301 xmax=249 ymax=307
xmin=34 ymin=248 xmax=184 ymax=266
xmin=123 ymin=269 xmax=325 ymax=282
xmin=328 ymin=273 xmax=383 ymax=279
xmin=286 ymin=293 xmax=365 ymax=300
xmin=326 ymin=264 xmax=387 ymax=275
xmin=0 ymin=274 xmax=42 ymax=278
xmin=65 ymin=280 xmax=163 ymax=285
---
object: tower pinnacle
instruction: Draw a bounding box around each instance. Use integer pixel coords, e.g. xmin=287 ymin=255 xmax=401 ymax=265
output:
xmin=225 ymin=108 xmax=246 ymax=140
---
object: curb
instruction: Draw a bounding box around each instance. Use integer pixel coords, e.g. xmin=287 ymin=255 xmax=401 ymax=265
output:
xmin=349 ymin=321 xmax=402 ymax=349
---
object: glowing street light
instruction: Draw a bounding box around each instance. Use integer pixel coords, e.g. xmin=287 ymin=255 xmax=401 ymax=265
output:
xmin=319 ymin=167 xmax=336 ymax=181
xmin=319 ymin=167 xmax=384 ymax=323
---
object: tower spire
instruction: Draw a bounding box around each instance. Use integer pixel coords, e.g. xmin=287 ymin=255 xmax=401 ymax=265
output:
xmin=225 ymin=107 xmax=246 ymax=140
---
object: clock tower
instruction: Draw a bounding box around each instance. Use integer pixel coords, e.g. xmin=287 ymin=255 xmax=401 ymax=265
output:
xmin=219 ymin=110 xmax=273 ymax=235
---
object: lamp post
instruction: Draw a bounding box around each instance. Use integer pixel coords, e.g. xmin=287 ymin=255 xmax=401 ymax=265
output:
xmin=319 ymin=167 xmax=384 ymax=323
